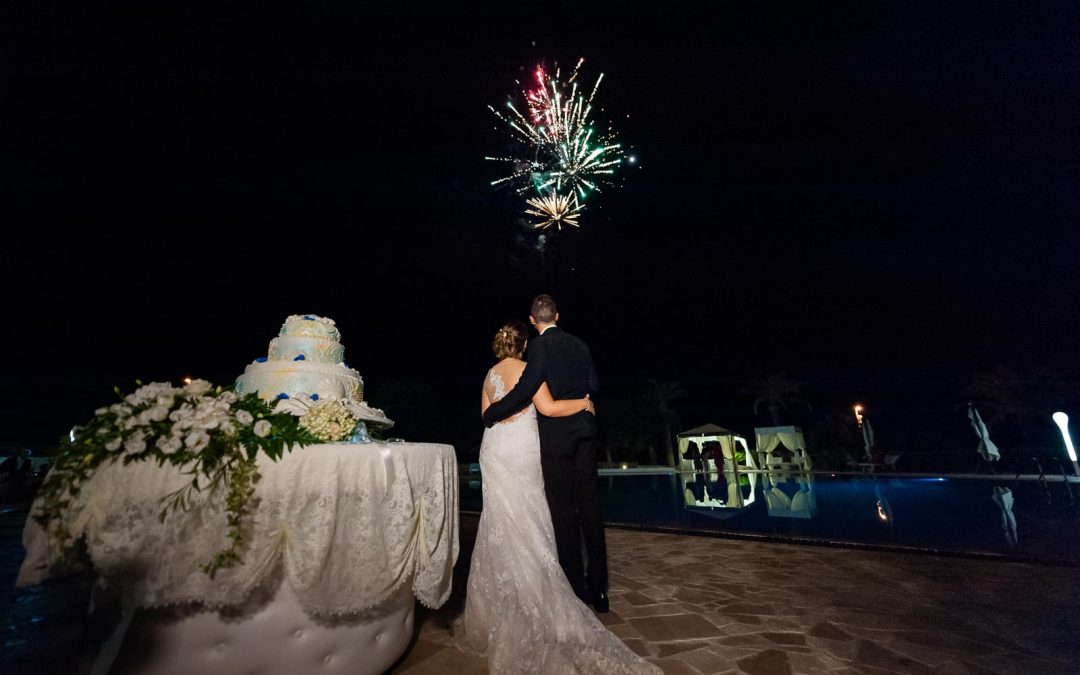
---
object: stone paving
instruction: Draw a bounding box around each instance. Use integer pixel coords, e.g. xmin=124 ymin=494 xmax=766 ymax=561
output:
xmin=4 ymin=505 xmax=1080 ymax=674
xmin=391 ymin=513 xmax=1080 ymax=675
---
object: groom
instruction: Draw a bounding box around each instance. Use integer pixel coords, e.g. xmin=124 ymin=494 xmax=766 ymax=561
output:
xmin=482 ymin=294 xmax=609 ymax=612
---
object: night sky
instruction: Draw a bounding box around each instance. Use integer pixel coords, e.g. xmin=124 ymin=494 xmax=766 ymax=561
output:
xmin=5 ymin=3 xmax=1079 ymax=451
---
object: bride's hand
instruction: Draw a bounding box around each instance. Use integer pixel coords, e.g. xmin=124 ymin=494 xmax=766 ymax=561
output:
xmin=584 ymin=394 xmax=596 ymax=416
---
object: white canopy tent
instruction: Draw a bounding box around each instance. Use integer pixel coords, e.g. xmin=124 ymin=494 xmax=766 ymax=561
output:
xmin=754 ymin=425 xmax=811 ymax=471
xmin=676 ymin=424 xmax=757 ymax=510
xmin=677 ymin=424 xmax=756 ymax=473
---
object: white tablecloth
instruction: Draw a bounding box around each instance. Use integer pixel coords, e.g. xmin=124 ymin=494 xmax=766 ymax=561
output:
xmin=17 ymin=442 xmax=459 ymax=615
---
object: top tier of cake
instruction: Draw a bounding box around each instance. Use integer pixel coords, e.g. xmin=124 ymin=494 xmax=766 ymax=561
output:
xmin=267 ymin=314 xmax=345 ymax=364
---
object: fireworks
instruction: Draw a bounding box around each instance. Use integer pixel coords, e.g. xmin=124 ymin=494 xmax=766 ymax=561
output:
xmin=525 ymin=189 xmax=584 ymax=230
xmin=487 ymin=58 xmax=626 ymax=229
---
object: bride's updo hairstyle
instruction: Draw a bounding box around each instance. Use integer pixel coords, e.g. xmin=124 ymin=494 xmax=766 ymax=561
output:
xmin=492 ymin=320 xmax=528 ymax=360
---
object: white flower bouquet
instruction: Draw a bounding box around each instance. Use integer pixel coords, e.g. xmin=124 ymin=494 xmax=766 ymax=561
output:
xmin=299 ymin=399 xmax=358 ymax=442
xmin=35 ymin=380 xmax=320 ymax=577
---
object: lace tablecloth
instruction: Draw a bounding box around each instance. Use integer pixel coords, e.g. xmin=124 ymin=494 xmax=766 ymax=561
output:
xmin=17 ymin=442 xmax=459 ymax=615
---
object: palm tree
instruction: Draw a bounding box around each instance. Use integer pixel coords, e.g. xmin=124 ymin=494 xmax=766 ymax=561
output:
xmin=743 ymin=373 xmax=810 ymax=426
xmin=964 ymin=366 xmax=1026 ymax=433
xmin=646 ymin=379 xmax=687 ymax=467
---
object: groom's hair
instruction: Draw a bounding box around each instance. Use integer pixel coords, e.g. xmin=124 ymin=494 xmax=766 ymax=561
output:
xmin=530 ymin=294 xmax=557 ymax=323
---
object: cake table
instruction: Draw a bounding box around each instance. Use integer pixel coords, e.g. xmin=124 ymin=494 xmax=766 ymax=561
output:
xmin=17 ymin=441 xmax=459 ymax=674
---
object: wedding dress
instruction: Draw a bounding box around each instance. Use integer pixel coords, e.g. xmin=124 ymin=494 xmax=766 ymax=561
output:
xmin=455 ymin=369 xmax=660 ymax=674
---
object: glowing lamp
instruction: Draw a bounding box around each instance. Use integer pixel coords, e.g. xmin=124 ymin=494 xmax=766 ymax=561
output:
xmin=1049 ymin=412 xmax=1075 ymax=477
xmin=183 ymin=377 xmax=193 ymax=385
xmin=854 ymin=404 xmax=864 ymax=427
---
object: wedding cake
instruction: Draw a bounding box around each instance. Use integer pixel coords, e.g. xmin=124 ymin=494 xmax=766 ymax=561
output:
xmin=235 ymin=314 xmax=392 ymax=428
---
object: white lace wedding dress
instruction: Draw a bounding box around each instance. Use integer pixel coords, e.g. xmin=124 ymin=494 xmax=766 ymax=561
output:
xmin=455 ymin=369 xmax=661 ymax=674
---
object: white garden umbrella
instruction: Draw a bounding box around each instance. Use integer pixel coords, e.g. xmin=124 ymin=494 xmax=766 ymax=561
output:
xmin=862 ymin=417 xmax=875 ymax=459
xmin=968 ymin=404 xmax=1000 ymax=462
xmin=991 ymin=486 xmax=1018 ymax=546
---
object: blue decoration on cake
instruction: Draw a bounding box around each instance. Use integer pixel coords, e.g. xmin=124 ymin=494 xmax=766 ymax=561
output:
xmin=293 ymin=354 xmax=306 ymax=361
xmin=310 ymin=393 xmax=319 ymax=401
xmin=303 ymin=315 xmax=315 ymax=320
xmin=255 ymin=357 xmax=267 ymax=363
xmin=276 ymin=393 xmax=290 ymax=400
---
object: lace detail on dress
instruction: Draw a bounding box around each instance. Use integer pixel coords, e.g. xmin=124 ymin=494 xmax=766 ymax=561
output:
xmin=487 ymin=368 xmax=535 ymax=424
xmin=455 ymin=371 xmax=660 ymax=674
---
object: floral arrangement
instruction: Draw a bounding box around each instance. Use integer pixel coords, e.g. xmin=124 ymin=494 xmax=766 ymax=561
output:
xmin=35 ymin=379 xmax=355 ymax=578
xmin=299 ymin=399 xmax=357 ymax=442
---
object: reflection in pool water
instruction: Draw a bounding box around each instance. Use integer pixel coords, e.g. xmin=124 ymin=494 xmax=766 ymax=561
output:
xmin=461 ymin=469 xmax=1080 ymax=563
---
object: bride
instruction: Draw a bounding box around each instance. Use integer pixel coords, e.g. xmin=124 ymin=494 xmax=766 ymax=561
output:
xmin=455 ymin=320 xmax=660 ymax=674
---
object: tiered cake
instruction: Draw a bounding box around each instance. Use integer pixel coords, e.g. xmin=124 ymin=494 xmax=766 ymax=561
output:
xmin=236 ymin=314 xmax=392 ymax=428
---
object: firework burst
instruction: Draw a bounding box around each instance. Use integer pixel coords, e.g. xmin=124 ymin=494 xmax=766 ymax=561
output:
xmin=487 ymin=58 xmax=627 ymax=228
xmin=524 ymin=190 xmax=584 ymax=230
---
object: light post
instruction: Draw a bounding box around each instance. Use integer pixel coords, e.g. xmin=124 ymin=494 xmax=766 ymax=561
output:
xmin=1052 ymin=412 xmax=1079 ymax=476
xmin=854 ymin=404 xmax=864 ymax=428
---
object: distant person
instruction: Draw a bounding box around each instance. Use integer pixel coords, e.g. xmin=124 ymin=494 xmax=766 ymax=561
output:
xmin=682 ymin=440 xmax=704 ymax=471
xmin=702 ymin=440 xmax=723 ymax=472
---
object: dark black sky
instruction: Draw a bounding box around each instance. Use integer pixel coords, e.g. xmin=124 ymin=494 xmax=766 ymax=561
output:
xmin=5 ymin=3 xmax=1080 ymax=446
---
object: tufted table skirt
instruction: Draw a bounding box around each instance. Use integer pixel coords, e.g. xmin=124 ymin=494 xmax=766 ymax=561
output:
xmin=17 ymin=441 xmax=459 ymax=673
xmin=111 ymin=578 xmax=415 ymax=675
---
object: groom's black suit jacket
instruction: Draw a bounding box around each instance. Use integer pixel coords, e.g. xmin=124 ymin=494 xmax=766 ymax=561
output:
xmin=482 ymin=326 xmax=599 ymax=449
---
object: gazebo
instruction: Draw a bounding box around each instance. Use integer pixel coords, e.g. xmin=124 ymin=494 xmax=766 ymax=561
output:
xmin=754 ymin=425 xmax=811 ymax=471
xmin=676 ymin=424 xmax=757 ymax=510
xmin=677 ymin=424 xmax=756 ymax=473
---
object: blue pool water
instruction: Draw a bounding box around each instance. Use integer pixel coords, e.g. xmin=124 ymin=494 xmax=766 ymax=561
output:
xmin=461 ymin=470 xmax=1080 ymax=564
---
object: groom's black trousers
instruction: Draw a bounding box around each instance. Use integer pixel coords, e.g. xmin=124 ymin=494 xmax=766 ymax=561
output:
xmin=540 ymin=435 xmax=608 ymax=601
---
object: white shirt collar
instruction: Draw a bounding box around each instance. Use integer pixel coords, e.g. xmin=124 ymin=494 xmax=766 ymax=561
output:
xmin=539 ymin=323 xmax=557 ymax=335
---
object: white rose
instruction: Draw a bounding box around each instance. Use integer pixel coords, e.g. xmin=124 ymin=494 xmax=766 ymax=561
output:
xmin=170 ymin=404 xmax=195 ymax=422
xmin=156 ymin=435 xmax=182 ymax=454
xmin=185 ymin=430 xmax=211 ymax=452
xmin=235 ymin=410 xmax=254 ymax=426
xmin=110 ymin=404 xmax=132 ymax=418
xmin=253 ymin=420 xmax=272 ymax=438
xmin=105 ymin=437 xmax=122 ymax=452
xmin=218 ymin=391 xmax=238 ymax=405
xmin=94 ymin=407 xmax=109 ymax=417
xmin=148 ymin=406 xmax=170 ymax=422
xmin=124 ymin=432 xmax=147 ymax=453
xmin=155 ymin=395 xmax=175 ymax=408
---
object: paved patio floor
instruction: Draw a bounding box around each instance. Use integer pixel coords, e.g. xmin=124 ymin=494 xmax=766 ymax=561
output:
xmin=390 ymin=513 xmax=1080 ymax=675
xmin=4 ymin=506 xmax=1079 ymax=674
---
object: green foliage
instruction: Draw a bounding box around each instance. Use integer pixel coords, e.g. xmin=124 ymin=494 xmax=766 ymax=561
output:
xmin=34 ymin=380 xmax=319 ymax=579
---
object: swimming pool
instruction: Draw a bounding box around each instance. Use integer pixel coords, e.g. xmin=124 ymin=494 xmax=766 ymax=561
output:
xmin=460 ymin=469 xmax=1080 ymax=564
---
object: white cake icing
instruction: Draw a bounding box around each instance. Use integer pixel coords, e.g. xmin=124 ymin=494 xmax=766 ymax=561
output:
xmin=236 ymin=314 xmax=394 ymax=429
xmin=236 ymin=314 xmax=364 ymax=403
xmin=279 ymin=314 xmax=341 ymax=340
xmin=235 ymin=360 xmax=363 ymax=401
xmin=268 ymin=335 xmax=345 ymax=364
